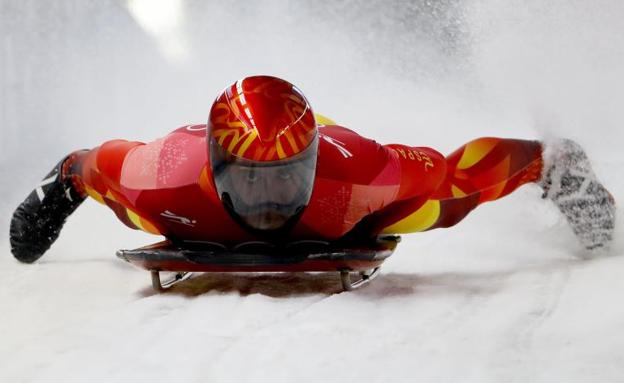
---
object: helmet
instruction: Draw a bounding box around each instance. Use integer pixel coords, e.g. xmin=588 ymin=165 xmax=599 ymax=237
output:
xmin=208 ymin=76 xmax=318 ymax=233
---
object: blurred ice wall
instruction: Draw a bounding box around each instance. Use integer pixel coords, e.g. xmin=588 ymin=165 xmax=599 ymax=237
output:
xmin=1 ymin=0 xmax=623 ymax=234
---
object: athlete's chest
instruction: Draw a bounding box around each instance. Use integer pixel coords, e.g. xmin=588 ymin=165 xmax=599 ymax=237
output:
xmin=122 ymin=125 xmax=400 ymax=241
xmin=132 ymin=179 xmax=400 ymax=243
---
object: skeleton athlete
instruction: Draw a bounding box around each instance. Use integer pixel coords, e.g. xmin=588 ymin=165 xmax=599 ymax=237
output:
xmin=10 ymin=76 xmax=616 ymax=264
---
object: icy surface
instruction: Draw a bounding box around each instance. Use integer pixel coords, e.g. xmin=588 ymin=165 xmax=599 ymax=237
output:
xmin=1 ymin=1 xmax=623 ymax=382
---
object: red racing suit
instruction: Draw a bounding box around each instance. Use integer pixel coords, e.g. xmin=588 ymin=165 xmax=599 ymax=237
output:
xmin=67 ymin=124 xmax=543 ymax=244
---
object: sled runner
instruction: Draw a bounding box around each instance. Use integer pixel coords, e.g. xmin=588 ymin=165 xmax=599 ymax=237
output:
xmin=116 ymin=235 xmax=401 ymax=292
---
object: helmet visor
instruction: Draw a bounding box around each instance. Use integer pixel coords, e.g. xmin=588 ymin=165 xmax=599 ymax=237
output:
xmin=210 ymin=136 xmax=318 ymax=232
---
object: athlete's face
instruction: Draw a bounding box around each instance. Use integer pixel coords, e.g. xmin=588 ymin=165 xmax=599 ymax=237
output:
xmin=211 ymin=135 xmax=318 ymax=232
xmin=228 ymin=166 xmax=302 ymax=204
xmin=226 ymin=163 xmax=308 ymax=230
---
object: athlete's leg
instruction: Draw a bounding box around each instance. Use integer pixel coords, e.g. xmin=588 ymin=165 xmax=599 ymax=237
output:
xmin=428 ymin=137 xmax=543 ymax=229
xmin=377 ymin=137 xmax=615 ymax=251
xmin=378 ymin=138 xmax=543 ymax=234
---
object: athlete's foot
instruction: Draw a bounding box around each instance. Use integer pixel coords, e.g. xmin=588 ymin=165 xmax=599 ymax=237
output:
xmin=10 ymin=154 xmax=86 ymax=263
xmin=540 ymin=139 xmax=616 ymax=251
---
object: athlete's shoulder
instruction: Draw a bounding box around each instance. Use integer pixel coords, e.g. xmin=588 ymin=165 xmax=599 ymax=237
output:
xmin=317 ymin=125 xmax=396 ymax=184
xmin=118 ymin=124 xmax=209 ymax=190
xmin=318 ymin=124 xmax=362 ymax=139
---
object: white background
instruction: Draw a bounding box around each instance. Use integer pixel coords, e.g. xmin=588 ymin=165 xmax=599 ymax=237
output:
xmin=1 ymin=1 xmax=623 ymax=382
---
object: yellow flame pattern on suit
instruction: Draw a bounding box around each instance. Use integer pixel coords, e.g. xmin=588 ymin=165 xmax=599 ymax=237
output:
xmin=127 ymin=209 xmax=161 ymax=235
xmin=83 ymin=181 xmax=161 ymax=235
xmin=381 ymin=200 xmax=441 ymax=234
xmin=314 ymin=113 xmax=337 ymax=126
xmin=456 ymin=137 xmax=498 ymax=170
xmin=378 ymin=137 xmax=543 ymax=235
xmin=451 ymin=185 xmax=467 ymax=198
xmin=84 ymin=185 xmax=105 ymax=205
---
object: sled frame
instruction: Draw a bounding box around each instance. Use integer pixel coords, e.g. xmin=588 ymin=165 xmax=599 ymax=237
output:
xmin=119 ymin=235 xmax=401 ymax=292
xmin=150 ymin=270 xmax=193 ymax=291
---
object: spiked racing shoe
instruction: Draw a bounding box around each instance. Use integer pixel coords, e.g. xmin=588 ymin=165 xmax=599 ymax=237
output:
xmin=10 ymin=154 xmax=86 ymax=263
xmin=541 ymin=139 xmax=616 ymax=251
